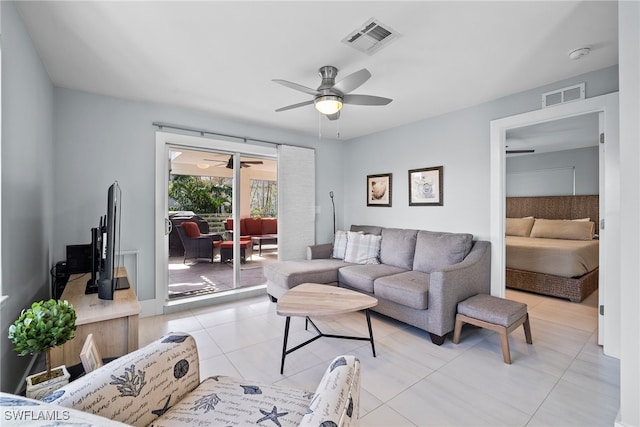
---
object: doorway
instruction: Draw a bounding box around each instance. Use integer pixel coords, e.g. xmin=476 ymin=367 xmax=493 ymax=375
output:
xmin=154 ymin=131 xmax=278 ymax=309
xmin=166 ymin=149 xmax=278 ymax=300
xmin=490 ymin=92 xmax=620 ymax=357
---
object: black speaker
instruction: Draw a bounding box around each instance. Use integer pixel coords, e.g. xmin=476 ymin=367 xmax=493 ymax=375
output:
xmin=55 ymin=260 xmax=68 ymax=279
xmin=66 ymin=244 xmax=93 ymax=274
xmin=53 ymin=260 xmax=69 ymax=299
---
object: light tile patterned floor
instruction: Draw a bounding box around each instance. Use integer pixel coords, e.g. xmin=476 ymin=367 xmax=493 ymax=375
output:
xmin=139 ymin=289 xmax=619 ymax=426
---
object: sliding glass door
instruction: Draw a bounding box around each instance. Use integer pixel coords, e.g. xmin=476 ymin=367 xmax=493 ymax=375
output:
xmin=154 ymin=130 xmax=314 ymax=313
xmin=165 ymin=148 xmax=278 ymax=300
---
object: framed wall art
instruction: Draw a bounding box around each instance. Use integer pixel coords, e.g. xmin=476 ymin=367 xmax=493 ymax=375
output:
xmin=80 ymin=333 xmax=104 ymax=373
xmin=367 ymin=173 xmax=392 ymax=207
xmin=408 ymin=166 xmax=443 ymax=206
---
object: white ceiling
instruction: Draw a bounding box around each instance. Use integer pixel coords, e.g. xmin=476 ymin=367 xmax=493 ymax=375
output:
xmin=506 ymin=112 xmax=600 ymax=155
xmin=16 ymin=1 xmax=618 ymax=141
xmin=170 ymin=150 xmax=276 ymax=176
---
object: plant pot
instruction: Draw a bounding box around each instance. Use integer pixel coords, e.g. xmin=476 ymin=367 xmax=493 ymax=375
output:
xmin=26 ymin=365 xmax=70 ymax=400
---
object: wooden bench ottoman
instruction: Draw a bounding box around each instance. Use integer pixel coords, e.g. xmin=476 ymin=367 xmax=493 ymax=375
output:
xmin=453 ymin=294 xmax=532 ymax=364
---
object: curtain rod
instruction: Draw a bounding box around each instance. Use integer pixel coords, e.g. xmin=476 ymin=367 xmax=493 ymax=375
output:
xmin=152 ymin=121 xmax=286 ymax=147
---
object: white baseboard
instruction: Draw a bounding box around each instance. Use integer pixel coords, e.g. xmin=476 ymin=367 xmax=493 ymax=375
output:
xmin=138 ymin=285 xmax=268 ymax=317
xmin=615 ymin=409 xmax=640 ymax=427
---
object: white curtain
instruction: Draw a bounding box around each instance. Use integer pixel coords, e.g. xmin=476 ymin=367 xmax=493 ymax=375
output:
xmin=277 ymin=145 xmax=315 ymax=260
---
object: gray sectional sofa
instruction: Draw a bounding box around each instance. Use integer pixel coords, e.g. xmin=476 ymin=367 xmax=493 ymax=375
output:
xmin=264 ymin=225 xmax=491 ymax=345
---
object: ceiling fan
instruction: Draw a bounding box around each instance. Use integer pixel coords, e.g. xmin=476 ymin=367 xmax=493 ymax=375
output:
xmin=205 ymin=156 xmax=264 ymax=169
xmin=273 ymin=65 xmax=392 ymax=120
xmin=505 ymin=144 xmax=535 ymax=154
xmin=506 ymin=149 xmax=535 ymax=154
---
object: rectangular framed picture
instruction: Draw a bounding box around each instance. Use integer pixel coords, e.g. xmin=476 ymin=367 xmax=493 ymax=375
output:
xmin=409 ymin=166 xmax=443 ymax=206
xmin=80 ymin=333 xmax=103 ymax=374
xmin=367 ymin=173 xmax=392 ymax=207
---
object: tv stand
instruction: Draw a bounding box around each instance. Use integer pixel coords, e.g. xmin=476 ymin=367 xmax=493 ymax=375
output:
xmin=51 ymin=267 xmax=141 ymax=367
xmin=85 ymin=275 xmax=130 ymax=294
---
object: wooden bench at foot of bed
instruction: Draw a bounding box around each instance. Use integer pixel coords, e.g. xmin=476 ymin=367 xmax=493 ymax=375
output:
xmin=506 ymin=267 xmax=598 ymax=303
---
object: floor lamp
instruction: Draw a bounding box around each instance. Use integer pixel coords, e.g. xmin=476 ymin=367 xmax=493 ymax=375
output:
xmin=330 ymin=191 xmax=336 ymax=234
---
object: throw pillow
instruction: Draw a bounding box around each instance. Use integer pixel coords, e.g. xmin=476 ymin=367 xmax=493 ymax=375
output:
xmin=181 ymin=221 xmax=201 ymax=238
xmin=413 ymin=230 xmax=473 ymax=273
xmin=344 ymin=231 xmax=381 ymax=264
xmin=332 ymin=230 xmax=349 ymax=259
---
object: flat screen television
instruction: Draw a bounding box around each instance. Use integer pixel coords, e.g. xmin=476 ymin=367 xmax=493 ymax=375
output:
xmin=86 ymin=181 xmax=129 ymax=299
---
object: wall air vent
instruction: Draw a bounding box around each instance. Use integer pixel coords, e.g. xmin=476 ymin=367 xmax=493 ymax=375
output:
xmin=342 ymin=18 xmax=400 ymax=55
xmin=542 ymin=83 xmax=585 ymax=108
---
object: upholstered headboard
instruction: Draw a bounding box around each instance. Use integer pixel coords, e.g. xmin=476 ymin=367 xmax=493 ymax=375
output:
xmin=506 ymin=195 xmax=599 ymax=227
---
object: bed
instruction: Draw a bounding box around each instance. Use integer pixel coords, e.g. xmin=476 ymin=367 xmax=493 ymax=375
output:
xmin=505 ymin=195 xmax=599 ymax=302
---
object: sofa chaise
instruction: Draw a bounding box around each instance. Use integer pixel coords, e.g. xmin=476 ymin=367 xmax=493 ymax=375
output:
xmin=264 ymin=225 xmax=491 ymax=345
xmin=1 ymin=333 xmax=361 ymax=426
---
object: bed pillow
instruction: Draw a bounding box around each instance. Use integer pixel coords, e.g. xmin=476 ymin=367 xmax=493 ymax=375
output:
xmin=344 ymin=231 xmax=381 ymax=264
xmin=332 ymin=230 xmax=349 ymax=259
xmin=529 ymin=218 xmax=595 ymax=240
xmin=505 ymin=217 xmax=535 ymax=237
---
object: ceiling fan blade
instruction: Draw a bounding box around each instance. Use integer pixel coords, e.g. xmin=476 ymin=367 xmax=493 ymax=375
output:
xmin=272 ymin=79 xmax=319 ymax=96
xmin=332 ymin=69 xmax=371 ymax=94
xmin=275 ymin=99 xmax=314 ymax=112
xmin=242 ymin=161 xmax=263 ymax=164
xmin=506 ymin=149 xmax=535 ymax=154
xmin=326 ymin=111 xmax=340 ymax=121
xmin=343 ymin=94 xmax=393 ymax=106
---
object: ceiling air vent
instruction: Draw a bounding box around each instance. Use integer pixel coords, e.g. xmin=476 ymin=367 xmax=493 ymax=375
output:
xmin=342 ymin=18 xmax=400 ymax=55
xmin=542 ymin=83 xmax=585 ymax=108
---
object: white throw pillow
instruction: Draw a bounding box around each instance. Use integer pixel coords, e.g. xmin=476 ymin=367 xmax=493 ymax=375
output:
xmin=344 ymin=231 xmax=381 ymax=264
xmin=332 ymin=230 xmax=349 ymax=259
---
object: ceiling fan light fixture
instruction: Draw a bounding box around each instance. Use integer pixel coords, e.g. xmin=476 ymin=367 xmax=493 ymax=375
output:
xmin=196 ymin=163 xmax=210 ymax=169
xmin=314 ymin=95 xmax=343 ymax=115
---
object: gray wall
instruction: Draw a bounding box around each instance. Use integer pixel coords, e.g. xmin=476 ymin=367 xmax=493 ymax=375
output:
xmin=506 ymin=146 xmax=599 ymax=196
xmin=1 ymin=1 xmax=55 ymax=393
xmin=342 ymin=66 xmax=618 ymax=240
xmin=52 ymin=91 xmax=344 ymax=302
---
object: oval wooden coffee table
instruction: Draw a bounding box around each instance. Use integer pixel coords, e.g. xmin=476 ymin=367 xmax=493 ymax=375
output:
xmin=276 ymin=282 xmax=378 ymax=374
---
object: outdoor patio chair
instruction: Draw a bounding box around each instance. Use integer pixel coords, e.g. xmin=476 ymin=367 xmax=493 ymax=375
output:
xmin=175 ymin=221 xmax=222 ymax=263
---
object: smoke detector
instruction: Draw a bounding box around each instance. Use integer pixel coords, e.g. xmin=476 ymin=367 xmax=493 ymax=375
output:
xmin=568 ymin=47 xmax=591 ymax=60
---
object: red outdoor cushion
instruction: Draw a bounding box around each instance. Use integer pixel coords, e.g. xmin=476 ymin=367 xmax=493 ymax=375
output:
xmin=181 ymin=221 xmax=201 ymax=238
xmin=261 ymin=218 xmax=277 ymax=234
xmin=226 ymin=218 xmax=248 ymax=235
xmin=244 ymin=218 xmax=263 ymax=236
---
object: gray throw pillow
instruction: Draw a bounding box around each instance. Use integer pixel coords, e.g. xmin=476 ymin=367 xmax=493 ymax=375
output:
xmin=380 ymin=228 xmax=418 ymax=270
xmin=350 ymin=225 xmax=383 ymax=235
xmin=413 ymin=230 xmax=473 ymax=273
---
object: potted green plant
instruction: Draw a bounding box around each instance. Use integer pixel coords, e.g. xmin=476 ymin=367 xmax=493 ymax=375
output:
xmin=8 ymin=299 xmax=77 ymax=399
